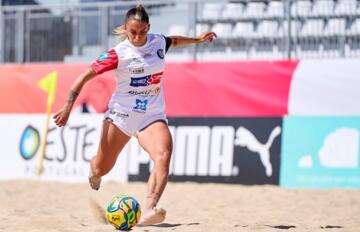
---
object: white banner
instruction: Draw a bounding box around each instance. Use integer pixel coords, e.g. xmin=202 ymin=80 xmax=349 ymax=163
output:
xmin=0 ymin=114 xmax=141 ymax=182
xmin=289 ymin=59 xmax=360 ymax=115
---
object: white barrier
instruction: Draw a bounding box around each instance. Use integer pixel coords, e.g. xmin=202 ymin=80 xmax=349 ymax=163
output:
xmin=0 ymin=114 xmax=281 ymax=184
xmin=0 ymin=114 xmax=135 ymax=182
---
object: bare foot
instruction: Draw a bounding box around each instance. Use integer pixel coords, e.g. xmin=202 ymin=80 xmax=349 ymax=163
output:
xmin=137 ymin=208 xmax=166 ymax=226
xmin=88 ymin=168 xmax=101 ymax=190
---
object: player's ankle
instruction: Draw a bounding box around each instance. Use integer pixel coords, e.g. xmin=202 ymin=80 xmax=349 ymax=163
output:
xmin=146 ymin=193 xmax=160 ymax=209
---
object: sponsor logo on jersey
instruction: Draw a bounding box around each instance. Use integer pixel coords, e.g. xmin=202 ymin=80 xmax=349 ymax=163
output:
xmin=109 ymin=110 xmax=129 ymax=118
xmin=157 ymin=49 xmax=164 ymax=59
xmin=128 ymin=86 xmax=161 ymax=97
xmin=128 ymin=66 xmax=145 ymax=74
xmin=143 ymin=53 xmax=152 ymax=58
xmin=130 ymin=72 xmax=163 ymax=87
xmin=130 ymin=57 xmax=144 ymax=65
xmin=133 ymin=99 xmax=148 ymax=113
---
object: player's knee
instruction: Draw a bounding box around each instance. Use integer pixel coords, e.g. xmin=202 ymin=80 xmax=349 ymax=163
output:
xmin=154 ymin=150 xmax=171 ymax=170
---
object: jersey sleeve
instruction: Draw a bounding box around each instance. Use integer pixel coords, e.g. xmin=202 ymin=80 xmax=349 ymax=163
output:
xmin=90 ymin=49 xmax=118 ymax=75
xmin=163 ymin=36 xmax=172 ymax=53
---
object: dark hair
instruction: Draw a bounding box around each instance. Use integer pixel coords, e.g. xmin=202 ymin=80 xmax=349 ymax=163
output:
xmin=125 ymin=4 xmax=149 ymax=24
xmin=113 ymin=4 xmax=149 ymax=41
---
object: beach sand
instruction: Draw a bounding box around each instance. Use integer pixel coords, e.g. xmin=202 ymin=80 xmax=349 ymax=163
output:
xmin=0 ymin=180 xmax=359 ymax=232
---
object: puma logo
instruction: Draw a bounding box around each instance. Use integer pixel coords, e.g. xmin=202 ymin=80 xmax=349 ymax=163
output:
xmin=234 ymin=126 xmax=281 ymax=177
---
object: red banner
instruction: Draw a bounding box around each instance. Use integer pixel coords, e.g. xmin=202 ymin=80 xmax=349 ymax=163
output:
xmin=164 ymin=61 xmax=298 ymax=116
xmin=0 ymin=63 xmax=115 ymax=113
xmin=0 ymin=61 xmax=299 ymax=116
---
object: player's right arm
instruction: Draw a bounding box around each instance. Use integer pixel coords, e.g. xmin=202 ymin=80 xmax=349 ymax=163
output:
xmin=53 ymin=49 xmax=119 ymax=127
xmin=53 ymin=68 xmax=97 ymax=127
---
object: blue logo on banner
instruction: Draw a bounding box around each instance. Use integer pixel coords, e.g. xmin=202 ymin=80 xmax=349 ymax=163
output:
xmin=19 ymin=125 xmax=40 ymax=160
xmin=280 ymin=117 xmax=360 ymax=188
xmin=133 ymin=99 xmax=148 ymax=112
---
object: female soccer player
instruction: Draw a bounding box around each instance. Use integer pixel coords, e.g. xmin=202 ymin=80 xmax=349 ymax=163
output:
xmin=53 ymin=4 xmax=216 ymax=226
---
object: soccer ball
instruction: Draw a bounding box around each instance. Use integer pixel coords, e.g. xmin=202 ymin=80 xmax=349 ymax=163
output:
xmin=106 ymin=194 xmax=141 ymax=230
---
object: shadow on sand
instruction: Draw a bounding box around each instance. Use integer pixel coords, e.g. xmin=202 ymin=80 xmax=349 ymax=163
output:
xmin=264 ymin=224 xmax=344 ymax=230
xmin=146 ymin=222 xmax=200 ymax=228
xmin=265 ymin=225 xmax=296 ymax=229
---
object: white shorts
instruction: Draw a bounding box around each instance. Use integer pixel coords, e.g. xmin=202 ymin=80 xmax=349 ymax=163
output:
xmin=104 ymin=109 xmax=168 ymax=137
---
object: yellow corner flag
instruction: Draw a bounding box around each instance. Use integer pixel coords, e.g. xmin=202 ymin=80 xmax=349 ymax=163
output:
xmin=37 ymin=71 xmax=58 ymax=113
xmin=37 ymin=71 xmax=58 ymax=176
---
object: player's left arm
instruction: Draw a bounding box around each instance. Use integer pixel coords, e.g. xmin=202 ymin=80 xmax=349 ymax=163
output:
xmin=168 ymin=32 xmax=217 ymax=48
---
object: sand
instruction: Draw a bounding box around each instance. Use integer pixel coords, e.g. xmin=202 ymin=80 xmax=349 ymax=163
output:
xmin=0 ymin=180 xmax=359 ymax=232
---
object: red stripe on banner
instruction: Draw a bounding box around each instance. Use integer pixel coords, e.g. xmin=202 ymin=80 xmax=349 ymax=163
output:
xmin=164 ymin=61 xmax=299 ymax=116
xmin=0 ymin=64 xmax=115 ymax=113
xmin=0 ymin=61 xmax=299 ymax=116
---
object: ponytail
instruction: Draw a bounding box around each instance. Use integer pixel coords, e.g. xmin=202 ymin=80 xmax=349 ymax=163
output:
xmin=113 ymin=24 xmax=127 ymax=42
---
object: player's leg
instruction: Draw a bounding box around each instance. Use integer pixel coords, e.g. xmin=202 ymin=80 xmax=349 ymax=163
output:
xmin=136 ymin=120 xmax=172 ymax=225
xmin=89 ymin=119 xmax=130 ymax=190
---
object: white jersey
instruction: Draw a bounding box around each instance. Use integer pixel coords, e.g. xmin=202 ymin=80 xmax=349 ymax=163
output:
xmin=91 ymin=33 xmax=169 ymax=116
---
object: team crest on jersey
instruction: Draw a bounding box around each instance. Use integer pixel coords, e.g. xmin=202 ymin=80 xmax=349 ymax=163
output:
xmin=133 ymin=99 xmax=148 ymax=113
xmin=157 ymin=49 xmax=164 ymax=59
